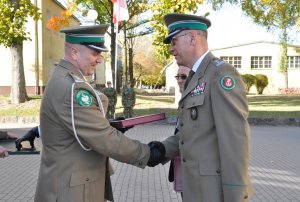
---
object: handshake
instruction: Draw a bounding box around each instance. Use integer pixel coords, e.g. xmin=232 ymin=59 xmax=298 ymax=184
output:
xmin=147 ymin=141 xmax=166 ymax=167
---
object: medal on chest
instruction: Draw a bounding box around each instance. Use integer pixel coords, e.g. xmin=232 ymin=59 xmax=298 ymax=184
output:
xmin=190 ymin=107 xmax=198 ymax=120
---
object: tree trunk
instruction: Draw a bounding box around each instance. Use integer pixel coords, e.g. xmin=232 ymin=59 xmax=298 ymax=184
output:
xmin=10 ymin=42 xmax=28 ymax=104
xmin=129 ymin=48 xmax=133 ymax=87
xmin=279 ymin=28 xmax=288 ymax=89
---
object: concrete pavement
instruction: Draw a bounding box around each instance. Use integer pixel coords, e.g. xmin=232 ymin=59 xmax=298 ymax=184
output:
xmin=0 ymin=124 xmax=299 ymax=202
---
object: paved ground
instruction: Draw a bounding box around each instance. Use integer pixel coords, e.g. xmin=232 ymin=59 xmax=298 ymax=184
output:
xmin=0 ymin=124 xmax=299 ymax=202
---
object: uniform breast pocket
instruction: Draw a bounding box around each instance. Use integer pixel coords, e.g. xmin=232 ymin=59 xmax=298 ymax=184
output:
xmin=70 ymin=169 xmax=101 ymax=202
xmin=185 ymin=95 xmax=205 ymax=128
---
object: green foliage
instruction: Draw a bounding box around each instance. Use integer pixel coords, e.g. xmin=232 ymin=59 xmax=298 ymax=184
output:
xmin=0 ymin=0 xmax=40 ymax=47
xmin=241 ymin=74 xmax=256 ymax=94
xmin=150 ymin=0 xmax=204 ymax=59
xmin=254 ymin=74 xmax=268 ymax=95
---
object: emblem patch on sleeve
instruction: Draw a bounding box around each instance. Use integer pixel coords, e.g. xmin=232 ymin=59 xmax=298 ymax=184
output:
xmin=76 ymin=90 xmax=93 ymax=106
xmin=220 ymin=75 xmax=236 ymax=90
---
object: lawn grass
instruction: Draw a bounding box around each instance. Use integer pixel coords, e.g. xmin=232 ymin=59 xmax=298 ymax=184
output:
xmin=0 ymin=94 xmax=299 ymax=118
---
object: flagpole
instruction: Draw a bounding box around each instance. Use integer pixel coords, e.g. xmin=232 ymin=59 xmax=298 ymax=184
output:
xmin=114 ymin=0 xmax=119 ymax=90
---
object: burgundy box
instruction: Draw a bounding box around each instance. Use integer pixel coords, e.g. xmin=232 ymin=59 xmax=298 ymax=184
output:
xmin=174 ymin=156 xmax=183 ymax=192
xmin=109 ymin=113 xmax=166 ymax=128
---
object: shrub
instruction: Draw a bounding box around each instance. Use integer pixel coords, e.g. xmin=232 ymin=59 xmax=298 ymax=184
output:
xmin=255 ymin=74 xmax=268 ymax=94
xmin=241 ymin=74 xmax=256 ymax=94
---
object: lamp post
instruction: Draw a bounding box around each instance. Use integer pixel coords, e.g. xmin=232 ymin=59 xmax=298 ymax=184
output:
xmin=87 ymin=9 xmax=98 ymax=24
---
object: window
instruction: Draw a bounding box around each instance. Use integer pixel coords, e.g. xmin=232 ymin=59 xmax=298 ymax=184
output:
xmin=220 ymin=56 xmax=242 ymax=68
xmin=288 ymin=56 xmax=300 ymax=69
xmin=251 ymin=56 xmax=272 ymax=69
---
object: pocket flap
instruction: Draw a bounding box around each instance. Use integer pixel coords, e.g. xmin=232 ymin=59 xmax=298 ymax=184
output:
xmin=199 ymin=161 xmax=221 ymax=176
xmin=186 ymin=95 xmax=205 ymax=109
xmin=70 ymin=169 xmax=100 ymax=187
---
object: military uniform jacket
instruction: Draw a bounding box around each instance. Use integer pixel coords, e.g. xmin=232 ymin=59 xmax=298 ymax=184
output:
xmin=102 ymin=87 xmax=117 ymax=107
xmin=122 ymin=88 xmax=135 ymax=107
xmin=35 ymin=59 xmax=150 ymax=202
xmin=162 ymin=52 xmax=253 ymax=202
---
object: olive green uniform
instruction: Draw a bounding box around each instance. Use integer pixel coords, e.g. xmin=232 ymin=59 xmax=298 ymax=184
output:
xmin=121 ymin=86 xmax=136 ymax=118
xmin=162 ymin=52 xmax=253 ymax=202
xmin=102 ymin=87 xmax=117 ymax=119
xmin=35 ymin=59 xmax=150 ymax=202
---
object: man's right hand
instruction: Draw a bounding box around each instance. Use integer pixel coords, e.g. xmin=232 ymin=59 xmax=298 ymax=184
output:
xmin=147 ymin=141 xmax=166 ymax=167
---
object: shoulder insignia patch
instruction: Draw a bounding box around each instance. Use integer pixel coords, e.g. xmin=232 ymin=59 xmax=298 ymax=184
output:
xmin=76 ymin=90 xmax=93 ymax=106
xmin=220 ymin=75 xmax=236 ymax=90
xmin=212 ymin=58 xmax=224 ymax=67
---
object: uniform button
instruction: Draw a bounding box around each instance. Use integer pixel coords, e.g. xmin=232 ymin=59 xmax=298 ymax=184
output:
xmin=183 ymin=158 xmax=186 ymax=162
xmin=181 ymin=105 xmax=184 ymax=109
xmin=138 ymin=162 xmax=143 ymax=166
xmin=86 ymin=178 xmax=89 ymax=182
xmin=244 ymin=195 xmax=248 ymax=199
xmin=216 ymin=168 xmax=221 ymax=174
xmin=181 ymin=140 xmax=184 ymax=145
xmin=180 ymin=123 xmax=183 ymax=127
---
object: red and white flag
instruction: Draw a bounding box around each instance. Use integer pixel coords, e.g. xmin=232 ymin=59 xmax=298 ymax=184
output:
xmin=112 ymin=0 xmax=129 ymax=24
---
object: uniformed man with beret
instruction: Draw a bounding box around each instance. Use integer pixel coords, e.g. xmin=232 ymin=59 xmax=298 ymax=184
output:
xmin=148 ymin=13 xmax=253 ymax=201
xmin=34 ymin=24 xmax=165 ymax=202
xmin=102 ymin=81 xmax=117 ymax=119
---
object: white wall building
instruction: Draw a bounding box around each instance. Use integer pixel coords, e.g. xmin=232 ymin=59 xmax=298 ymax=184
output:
xmin=212 ymin=41 xmax=300 ymax=94
xmin=165 ymin=41 xmax=300 ymax=97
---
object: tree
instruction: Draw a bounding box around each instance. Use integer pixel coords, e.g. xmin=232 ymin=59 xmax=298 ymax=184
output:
xmin=150 ymin=0 xmax=205 ymax=59
xmin=133 ymin=35 xmax=166 ymax=87
xmin=74 ymin=0 xmax=149 ymax=91
xmin=208 ymin=0 xmax=300 ymax=88
xmin=0 ymin=0 xmax=40 ymax=104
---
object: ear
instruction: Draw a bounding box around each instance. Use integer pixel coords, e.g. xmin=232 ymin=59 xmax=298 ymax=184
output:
xmin=71 ymin=46 xmax=79 ymax=60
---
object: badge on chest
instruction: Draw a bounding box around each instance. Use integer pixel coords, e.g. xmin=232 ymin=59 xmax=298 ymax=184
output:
xmin=190 ymin=107 xmax=198 ymax=120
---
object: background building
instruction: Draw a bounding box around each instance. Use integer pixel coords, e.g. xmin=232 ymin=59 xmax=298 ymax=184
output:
xmin=0 ymin=0 xmax=79 ymax=96
xmin=212 ymin=41 xmax=300 ymax=94
xmin=165 ymin=41 xmax=300 ymax=99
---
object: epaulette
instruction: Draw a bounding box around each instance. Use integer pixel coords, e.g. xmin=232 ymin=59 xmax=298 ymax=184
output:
xmin=68 ymin=72 xmax=85 ymax=83
xmin=212 ymin=58 xmax=225 ymax=67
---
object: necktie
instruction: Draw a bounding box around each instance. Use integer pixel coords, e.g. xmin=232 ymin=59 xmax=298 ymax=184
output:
xmin=184 ymin=70 xmax=195 ymax=90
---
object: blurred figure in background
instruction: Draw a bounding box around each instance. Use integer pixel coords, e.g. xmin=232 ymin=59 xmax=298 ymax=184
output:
xmin=102 ymin=81 xmax=117 ymax=119
xmin=122 ymin=82 xmax=136 ymax=118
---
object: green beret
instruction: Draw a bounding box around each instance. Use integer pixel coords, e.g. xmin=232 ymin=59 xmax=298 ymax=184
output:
xmin=163 ymin=13 xmax=211 ymax=44
xmin=60 ymin=24 xmax=109 ymax=52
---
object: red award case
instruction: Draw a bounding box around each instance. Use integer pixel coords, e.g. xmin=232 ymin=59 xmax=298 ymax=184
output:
xmin=174 ymin=156 xmax=183 ymax=192
xmin=109 ymin=113 xmax=166 ymax=128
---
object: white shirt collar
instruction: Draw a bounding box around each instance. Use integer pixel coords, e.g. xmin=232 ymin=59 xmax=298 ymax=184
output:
xmin=192 ymin=50 xmax=209 ymax=72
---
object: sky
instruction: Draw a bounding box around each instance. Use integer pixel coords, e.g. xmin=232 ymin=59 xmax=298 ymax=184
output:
xmin=57 ymin=0 xmax=300 ymax=49
xmin=196 ymin=3 xmax=300 ymax=49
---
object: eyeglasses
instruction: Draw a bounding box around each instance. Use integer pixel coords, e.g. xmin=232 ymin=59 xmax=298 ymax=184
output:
xmin=175 ymin=74 xmax=187 ymax=80
xmin=171 ymin=32 xmax=191 ymax=46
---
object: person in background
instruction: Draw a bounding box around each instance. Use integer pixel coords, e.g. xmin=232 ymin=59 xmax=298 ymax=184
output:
xmin=148 ymin=13 xmax=253 ymax=202
xmin=34 ymin=24 xmax=164 ymax=202
xmin=168 ymin=65 xmax=190 ymax=195
xmin=102 ymin=81 xmax=117 ymax=119
xmin=122 ymin=82 xmax=136 ymax=118
xmin=175 ymin=65 xmax=191 ymax=93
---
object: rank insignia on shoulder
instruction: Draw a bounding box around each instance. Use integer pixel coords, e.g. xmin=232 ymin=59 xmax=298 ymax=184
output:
xmin=190 ymin=82 xmax=206 ymax=97
xmin=76 ymin=90 xmax=93 ymax=106
xmin=220 ymin=75 xmax=236 ymax=90
xmin=212 ymin=58 xmax=224 ymax=67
